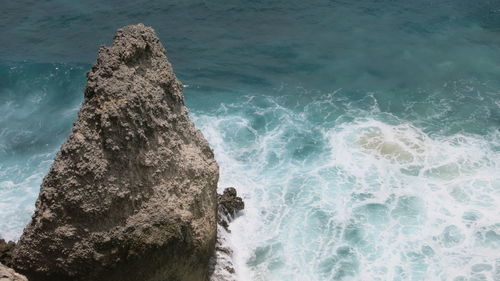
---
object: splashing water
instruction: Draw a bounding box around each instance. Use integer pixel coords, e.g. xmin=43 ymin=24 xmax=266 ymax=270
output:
xmin=0 ymin=63 xmax=84 ymax=240
xmin=193 ymin=93 xmax=500 ymax=281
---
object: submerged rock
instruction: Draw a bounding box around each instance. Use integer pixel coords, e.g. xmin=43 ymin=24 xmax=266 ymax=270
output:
xmin=12 ymin=24 xmax=218 ymax=281
xmin=0 ymin=263 xmax=27 ymax=281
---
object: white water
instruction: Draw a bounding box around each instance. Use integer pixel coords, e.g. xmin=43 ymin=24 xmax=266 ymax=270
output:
xmin=193 ymin=95 xmax=500 ymax=281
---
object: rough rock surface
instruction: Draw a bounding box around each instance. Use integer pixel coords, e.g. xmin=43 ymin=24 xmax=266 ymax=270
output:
xmin=0 ymin=240 xmax=15 ymax=267
xmin=12 ymin=24 xmax=218 ymax=281
xmin=0 ymin=263 xmax=27 ymax=281
xmin=218 ymin=187 xmax=244 ymax=222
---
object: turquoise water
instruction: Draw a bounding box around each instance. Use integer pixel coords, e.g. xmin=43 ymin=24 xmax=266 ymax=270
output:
xmin=1 ymin=1 xmax=499 ymax=280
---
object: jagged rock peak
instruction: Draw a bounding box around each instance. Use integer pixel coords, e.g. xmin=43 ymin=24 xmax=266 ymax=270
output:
xmin=84 ymin=24 xmax=183 ymax=104
xmin=12 ymin=24 xmax=219 ymax=281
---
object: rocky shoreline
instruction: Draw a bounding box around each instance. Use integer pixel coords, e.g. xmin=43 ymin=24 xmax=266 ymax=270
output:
xmin=209 ymin=188 xmax=245 ymax=281
xmin=1 ymin=24 xmax=243 ymax=281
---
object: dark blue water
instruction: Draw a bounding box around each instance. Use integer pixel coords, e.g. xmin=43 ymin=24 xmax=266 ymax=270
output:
xmin=1 ymin=1 xmax=499 ymax=280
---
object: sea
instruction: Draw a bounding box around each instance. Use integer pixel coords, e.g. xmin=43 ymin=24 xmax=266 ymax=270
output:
xmin=1 ymin=1 xmax=499 ymax=280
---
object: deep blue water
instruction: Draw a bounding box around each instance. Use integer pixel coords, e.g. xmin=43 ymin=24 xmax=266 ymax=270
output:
xmin=1 ymin=1 xmax=499 ymax=280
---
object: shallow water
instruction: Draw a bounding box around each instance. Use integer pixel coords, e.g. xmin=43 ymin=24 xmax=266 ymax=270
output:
xmin=1 ymin=1 xmax=499 ymax=280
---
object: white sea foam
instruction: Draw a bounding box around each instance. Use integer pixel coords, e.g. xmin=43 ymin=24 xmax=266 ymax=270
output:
xmin=329 ymin=119 xmax=499 ymax=281
xmin=0 ymin=151 xmax=56 ymax=241
xmin=210 ymin=221 xmax=239 ymax=281
xmin=0 ymin=170 xmax=43 ymax=241
xmin=193 ymin=96 xmax=500 ymax=281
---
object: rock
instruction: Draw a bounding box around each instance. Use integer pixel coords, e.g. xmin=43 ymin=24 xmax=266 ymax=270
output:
xmin=217 ymin=187 xmax=244 ymax=232
xmin=208 ymin=188 xmax=244 ymax=281
xmin=218 ymin=187 xmax=244 ymax=218
xmin=0 ymin=240 xmax=15 ymax=267
xmin=0 ymin=263 xmax=27 ymax=281
xmin=12 ymin=24 xmax=218 ymax=281
xmin=224 ymin=266 xmax=235 ymax=274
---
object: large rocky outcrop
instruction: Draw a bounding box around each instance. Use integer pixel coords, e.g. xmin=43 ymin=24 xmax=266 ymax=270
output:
xmin=12 ymin=24 xmax=218 ymax=281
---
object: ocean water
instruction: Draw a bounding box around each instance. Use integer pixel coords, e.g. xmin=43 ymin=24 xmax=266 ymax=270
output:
xmin=1 ymin=1 xmax=499 ymax=280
